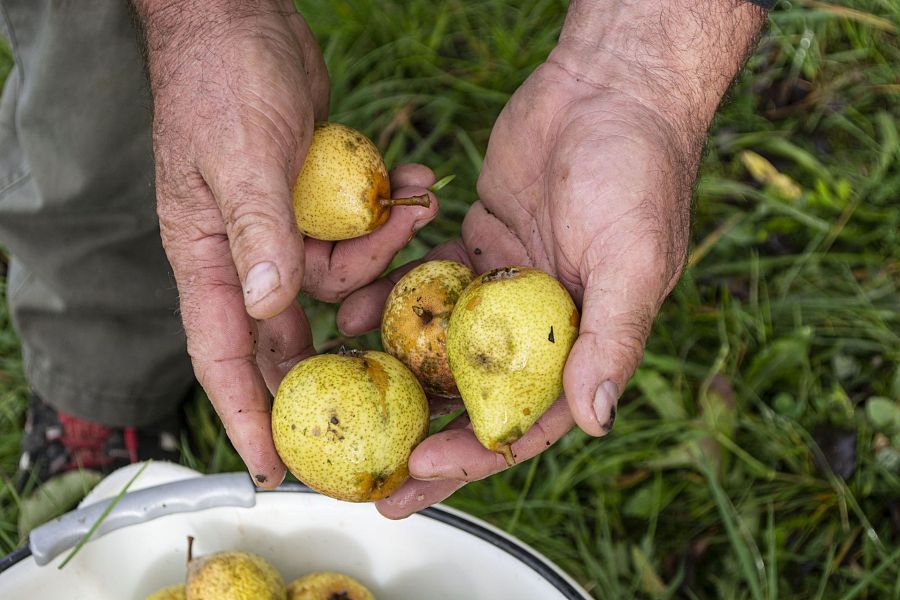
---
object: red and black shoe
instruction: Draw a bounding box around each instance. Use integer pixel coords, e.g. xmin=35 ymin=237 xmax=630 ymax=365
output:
xmin=15 ymin=393 xmax=183 ymax=495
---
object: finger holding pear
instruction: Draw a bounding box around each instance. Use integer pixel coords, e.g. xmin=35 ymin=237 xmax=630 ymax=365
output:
xmin=381 ymin=260 xmax=475 ymax=397
xmin=446 ymin=265 xmax=578 ymax=465
xmin=271 ymin=349 xmax=429 ymax=502
xmin=292 ymin=125 xmax=440 ymax=304
xmin=293 ymin=122 xmax=431 ymax=241
xmin=338 ymin=243 xmax=579 ymax=468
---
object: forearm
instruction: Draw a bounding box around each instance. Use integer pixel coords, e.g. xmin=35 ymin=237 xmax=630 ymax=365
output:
xmin=131 ymin=0 xmax=295 ymax=73
xmin=550 ymin=0 xmax=766 ymax=135
xmin=132 ymin=0 xmax=292 ymax=27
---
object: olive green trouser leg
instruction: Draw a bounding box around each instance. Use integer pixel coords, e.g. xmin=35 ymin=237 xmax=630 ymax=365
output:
xmin=0 ymin=0 xmax=194 ymax=427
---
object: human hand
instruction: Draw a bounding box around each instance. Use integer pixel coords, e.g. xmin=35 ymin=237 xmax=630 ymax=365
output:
xmin=339 ymin=0 xmax=766 ymax=516
xmin=133 ymin=0 xmax=438 ymax=486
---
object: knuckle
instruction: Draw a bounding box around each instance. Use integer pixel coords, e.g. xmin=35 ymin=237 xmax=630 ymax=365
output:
xmin=226 ymin=206 xmax=284 ymax=256
xmin=158 ymin=203 xmax=224 ymax=247
xmin=301 ymin=263 xmax=346 ymax=303
xmin=311 ymin=286 xmax=348 ymax=304
xmin=603 ymin=320 xmax=649 ymax=373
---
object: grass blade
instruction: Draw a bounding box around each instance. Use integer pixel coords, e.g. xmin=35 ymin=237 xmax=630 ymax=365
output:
xmin=699 ymin=460 xmax=766 ymax=600
xmin=58 ymin=461 xmax=151 ymax=570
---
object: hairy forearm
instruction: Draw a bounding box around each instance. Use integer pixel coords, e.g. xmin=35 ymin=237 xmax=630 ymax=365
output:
xmin=132 ymin=0 xmax=293 ymax=27
xmin=551 ymin=0 xmax=766 ymax=135
xmin=131 ymin=0 xmax=295 ymax=63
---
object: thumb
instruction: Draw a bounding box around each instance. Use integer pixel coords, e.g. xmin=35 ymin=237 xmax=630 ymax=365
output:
xmin=205 ymin=158 xmax=305 ymax=320
xmin=563 ymin=250 xmax=671 ymax=437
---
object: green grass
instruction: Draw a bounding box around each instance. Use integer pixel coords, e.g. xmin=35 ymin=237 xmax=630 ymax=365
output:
xmin=1 ymin=1 xmax=899 ymax=597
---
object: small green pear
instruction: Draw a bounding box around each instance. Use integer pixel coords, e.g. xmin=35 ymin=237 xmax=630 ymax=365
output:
xmin=292 ymin=122 xmax=430 ymax=241
xmin=381 ymin=260 xmax=475 ymax=397
xmin=145 ymin=584 xmax=186 ymax=600
xmin=272 ymin=350 xmax=429 ymax=502
xmin=185 ymin=538 xmax=286 ymax=600
xmin=447 ymin=266 xmax=578 ymax=464
xmin=287 ymin=571 xmax=374 ymax=600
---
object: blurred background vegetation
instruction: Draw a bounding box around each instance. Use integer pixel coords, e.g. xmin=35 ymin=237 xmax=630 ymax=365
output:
xmin=1 ymin=0 xmax=899 ymax=597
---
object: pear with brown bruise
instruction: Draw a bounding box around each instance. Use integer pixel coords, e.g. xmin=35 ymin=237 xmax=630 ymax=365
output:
xmin=382 ymin=260 xmax=475 ymax=397
xmin=447 ymin=266 xmax=578 ymax=465
xmin=185 ymin=538 xmax=286 ymax=600
xmin=287 ymin=572 xmax=374 ymax=600
xmin=145 ymin=584 xmax=186 ymax=600
xmin=292 ymin=122 xmax=430 ymax=241
xmin=272 ymin=349 xmax=429 ymax=502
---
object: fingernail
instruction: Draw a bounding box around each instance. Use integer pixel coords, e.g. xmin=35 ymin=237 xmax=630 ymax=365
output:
xmin=252 ymin=469 xmax=285 ymax=488
xmin=244 ymin=262 xmax=280 ymax=306
xmin=593 ymin=380 xmax=620 ymax=434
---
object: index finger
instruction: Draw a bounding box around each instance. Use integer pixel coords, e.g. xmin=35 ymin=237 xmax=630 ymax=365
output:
xmin=375 ymin=397 xmax=574 ymax=518
xmin=160 ymin=189 xmax=286 ymax=488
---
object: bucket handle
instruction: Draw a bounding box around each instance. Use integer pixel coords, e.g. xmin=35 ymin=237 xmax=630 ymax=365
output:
xmin=29 ymin=472 xmax=256 ymax=566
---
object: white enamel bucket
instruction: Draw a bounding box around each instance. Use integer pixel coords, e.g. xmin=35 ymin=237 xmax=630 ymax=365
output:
xmin=0 ymin=463 xmax=591 ymax=599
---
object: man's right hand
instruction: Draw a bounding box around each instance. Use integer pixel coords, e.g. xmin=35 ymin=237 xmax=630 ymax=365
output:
xmin=133 ymin=0 xmax=439 ymax=486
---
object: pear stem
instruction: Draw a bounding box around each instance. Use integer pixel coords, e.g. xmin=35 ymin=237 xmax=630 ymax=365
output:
xmin=378 ymin=193 xmax=430 ymax=208
xmin=496 ymin=444 xmax=516 ymax=467
xmin=187 ymin=535 xmax=194 ymax=566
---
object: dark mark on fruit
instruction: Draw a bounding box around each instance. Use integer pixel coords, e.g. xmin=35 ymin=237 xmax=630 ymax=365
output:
xmin=461 ymin=467 xmax=468 ymax=477
xmin=474 ymin=247 xmax=482 ymax=255
xmin=548 ymin=326 xmax=555 ymax=343
xmin=413 ymin=305 xmax=433 ymax=325
xmin=255 ymin=474 xmax=267 ymax=483
xmin=291 ymin=423 xmax=296 ymax=430
xmin=330 ymin=416 xmax=340 ymax=425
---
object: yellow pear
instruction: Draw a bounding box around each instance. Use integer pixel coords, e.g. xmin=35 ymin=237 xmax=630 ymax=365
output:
xmin=185 ymin=542 xmax=286 ymax=600
xmin=381 ymin=260 xmax=475 ymax=397
xmin=447 ymin=266 xmax=578 ymax=464
xmin=292 ymin=122 xmax=429 ymax=241
xmin=287 ymin=572 xmax=374 ymax=600
xmin=145 ymin=584 xmax=186 ymax=600
xmin=272 ymin=350 xmax=429 ymax=502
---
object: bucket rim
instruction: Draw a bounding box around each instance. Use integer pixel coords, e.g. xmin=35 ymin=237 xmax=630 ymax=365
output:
xmin=0 ymin=480 xmax=589 ymax=599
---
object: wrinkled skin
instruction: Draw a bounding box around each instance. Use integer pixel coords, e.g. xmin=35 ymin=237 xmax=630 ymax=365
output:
xmin=135 ymin=0 xmax=763 ymax=502
xmin=338 ymin=0 xmax=766 ymax=519
xmin=135 ymin=0 xmax=438 ymax=485
xmin=338 ymin=62 xmax=701 ymax=517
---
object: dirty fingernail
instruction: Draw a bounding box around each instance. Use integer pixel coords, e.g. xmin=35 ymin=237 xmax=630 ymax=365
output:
xmin=593 ymin=380 xmax=620 ymax=435
xmin=244 ymin=262 xmax=280 ymax=306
